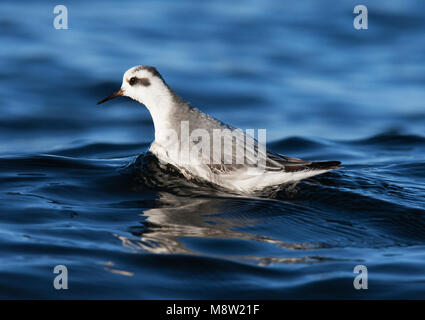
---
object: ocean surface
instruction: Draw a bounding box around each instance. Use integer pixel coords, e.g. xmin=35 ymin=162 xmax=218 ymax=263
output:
xmin=0 ymin=0 xmax=424 ymax=299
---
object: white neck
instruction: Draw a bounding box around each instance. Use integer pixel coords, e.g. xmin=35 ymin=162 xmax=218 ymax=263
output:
xmin=133 ymin=84 xmax=178 ymax=143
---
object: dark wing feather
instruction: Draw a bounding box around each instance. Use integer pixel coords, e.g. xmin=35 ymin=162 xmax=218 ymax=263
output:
xmin=266 ymin=151 xmax=341 ymax=172
xmin=207 ymin=151 xmax=340 ymax=174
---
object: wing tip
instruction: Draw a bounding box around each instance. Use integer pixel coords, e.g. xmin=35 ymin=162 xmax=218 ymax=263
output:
xmin=309 ymin=160 xmax=342 ymax=170
xmin=284 ymin=160 xmax=342 ymax=172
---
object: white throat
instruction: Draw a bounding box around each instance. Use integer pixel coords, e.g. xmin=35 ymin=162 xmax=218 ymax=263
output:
xmin=131 ymin=83 xmax=177 ymax=142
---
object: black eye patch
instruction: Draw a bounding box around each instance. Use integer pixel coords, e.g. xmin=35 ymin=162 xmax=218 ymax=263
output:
xmin=139 ymin=78 xmax=150 ymax=86
xmin=128 ymin=77 xmax=150 ymax=86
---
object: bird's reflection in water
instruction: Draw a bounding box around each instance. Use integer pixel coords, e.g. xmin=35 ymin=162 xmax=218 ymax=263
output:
xmin=114 ymin=192 xmax=324 ymax=266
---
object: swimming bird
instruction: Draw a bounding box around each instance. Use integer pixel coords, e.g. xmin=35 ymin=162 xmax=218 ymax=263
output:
xmin=98 ymin=66 xmax=341 ymax=193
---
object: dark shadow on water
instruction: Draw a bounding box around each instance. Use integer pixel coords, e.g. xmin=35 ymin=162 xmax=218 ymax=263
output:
xmin=116 ymin=192 xmax=331 ymax=266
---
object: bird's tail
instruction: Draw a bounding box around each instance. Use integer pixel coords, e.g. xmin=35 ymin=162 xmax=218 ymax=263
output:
xmin=306 ymin=160 xmax=341 ymax=170
xmin=284 ymin=160 xmax=341 ymax=172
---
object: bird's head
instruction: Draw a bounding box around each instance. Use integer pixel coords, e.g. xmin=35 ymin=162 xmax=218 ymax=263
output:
xmin=97 ymin=65 xmax=168 ymax=106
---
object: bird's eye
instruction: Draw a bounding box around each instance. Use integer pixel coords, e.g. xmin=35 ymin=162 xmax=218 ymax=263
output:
xmin=129 ymin=77 xmax=137 ymax=85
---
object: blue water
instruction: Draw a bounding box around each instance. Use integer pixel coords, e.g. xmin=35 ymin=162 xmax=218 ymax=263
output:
xmin=1 ymin=0 xmax=425 ymax=299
